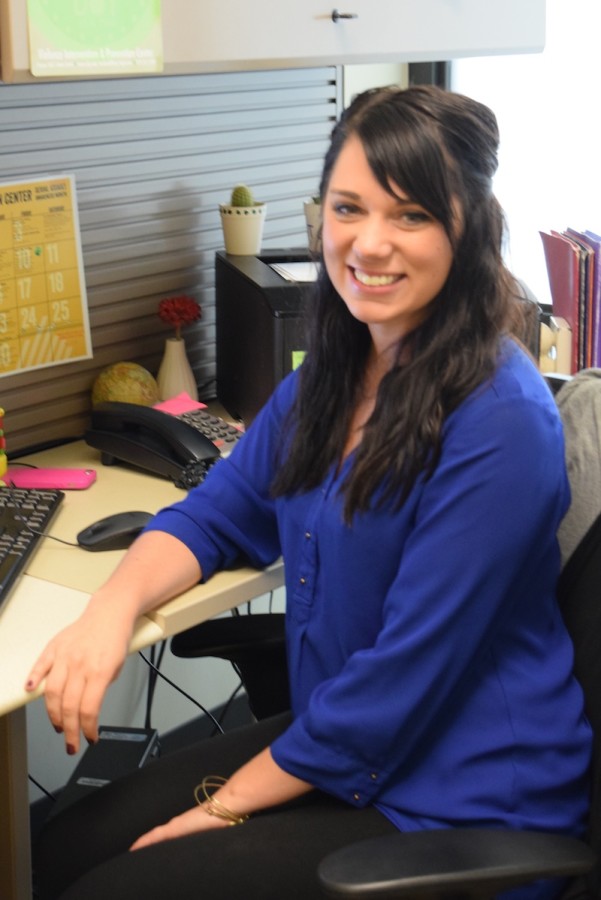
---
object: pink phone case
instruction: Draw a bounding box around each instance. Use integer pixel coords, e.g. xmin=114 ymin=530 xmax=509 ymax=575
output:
xmin=5 ymin=467 xmax=97 ymax=490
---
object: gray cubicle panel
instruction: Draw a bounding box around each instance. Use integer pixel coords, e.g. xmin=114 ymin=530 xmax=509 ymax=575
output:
xmin=0 ymin=67 xmax=340 ymax=453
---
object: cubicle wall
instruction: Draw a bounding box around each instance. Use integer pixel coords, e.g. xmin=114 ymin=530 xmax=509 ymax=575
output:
xmin=0 ymin=67 xmax=340 ymax=452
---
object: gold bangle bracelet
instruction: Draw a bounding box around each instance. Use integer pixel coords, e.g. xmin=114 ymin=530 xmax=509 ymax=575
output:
xmin=193 ymin=776 xmax=249 ymax=826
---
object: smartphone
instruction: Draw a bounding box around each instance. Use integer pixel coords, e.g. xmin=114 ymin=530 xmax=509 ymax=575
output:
xmin=4 ymin=467 xmax=97 ymax=490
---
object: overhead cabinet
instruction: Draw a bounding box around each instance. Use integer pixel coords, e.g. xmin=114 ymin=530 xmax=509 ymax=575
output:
xmin=0 ymin=0 xmax=545 ymax=82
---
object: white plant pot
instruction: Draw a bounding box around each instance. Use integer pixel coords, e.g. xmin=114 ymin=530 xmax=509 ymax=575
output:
xmin=303 ymin=200 xmax=321 ymax=253
xmin=219 ymin=203 xmax=267 ymax=255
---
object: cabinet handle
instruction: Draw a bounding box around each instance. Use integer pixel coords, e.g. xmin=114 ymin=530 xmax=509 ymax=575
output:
xmin=331 ymin=9 xmax=358 ymax=22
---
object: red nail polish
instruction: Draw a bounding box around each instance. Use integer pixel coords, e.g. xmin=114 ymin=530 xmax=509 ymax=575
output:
xmin=67 ymin=744 xmax=76 ymax=755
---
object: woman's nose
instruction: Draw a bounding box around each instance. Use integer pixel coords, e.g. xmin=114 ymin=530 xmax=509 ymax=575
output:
xmin=353 ymin=216 xmax=393 ymax=258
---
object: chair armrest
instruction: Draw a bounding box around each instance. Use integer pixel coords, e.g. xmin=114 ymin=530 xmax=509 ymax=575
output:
xmin=318 ymin=828 xmax=595 ymax=898
xmin=170 ymin=613 xmax=285 ymax=660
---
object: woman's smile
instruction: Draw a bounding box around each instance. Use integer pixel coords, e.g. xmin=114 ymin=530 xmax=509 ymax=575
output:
xmin=351 ymin=268 xmax=405 ymax=288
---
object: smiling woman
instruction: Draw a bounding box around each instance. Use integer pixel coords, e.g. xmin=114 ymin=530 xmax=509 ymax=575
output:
xmin=32 ymin=85 xmax=590 ymax=900
xmin=272 ymin=84 xmax=518 ymax=517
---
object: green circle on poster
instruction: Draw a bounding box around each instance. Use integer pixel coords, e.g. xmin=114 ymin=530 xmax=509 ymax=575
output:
xmin=30 ymin=0 xmax=159 ymax=49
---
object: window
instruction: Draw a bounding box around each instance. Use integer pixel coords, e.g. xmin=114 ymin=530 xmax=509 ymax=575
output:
xmin=452 ymin=0 xmax=601 ymax=306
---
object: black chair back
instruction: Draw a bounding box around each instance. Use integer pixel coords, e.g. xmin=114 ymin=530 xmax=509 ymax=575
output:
xmin=557 ymin=511 xmax=601 ymax=899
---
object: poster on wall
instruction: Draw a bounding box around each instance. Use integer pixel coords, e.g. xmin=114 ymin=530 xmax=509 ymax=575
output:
xmin=26 ymin=0 xmax=163 ymax=78
xmin=0 ymin=175 xmax=92 ymax=378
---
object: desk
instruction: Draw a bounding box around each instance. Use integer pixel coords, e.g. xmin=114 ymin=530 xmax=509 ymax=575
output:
xmin=0 ymin=440 xmax=285 ymax=900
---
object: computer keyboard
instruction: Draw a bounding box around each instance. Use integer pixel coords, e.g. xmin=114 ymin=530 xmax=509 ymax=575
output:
xmin=0 ymin=487 xmax=64 ymax=611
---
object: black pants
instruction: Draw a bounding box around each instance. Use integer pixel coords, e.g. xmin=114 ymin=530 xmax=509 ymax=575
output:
xmin=34 ymin=713 xmax=397 ymax=899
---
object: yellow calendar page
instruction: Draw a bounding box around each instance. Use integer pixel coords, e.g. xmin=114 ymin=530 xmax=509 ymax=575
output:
xmin=0 ymin=175 xmax=92 ymax=376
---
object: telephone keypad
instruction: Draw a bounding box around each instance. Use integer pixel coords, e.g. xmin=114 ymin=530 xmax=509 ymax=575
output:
xmin=177 ymin=409 xmax=243 ymax=457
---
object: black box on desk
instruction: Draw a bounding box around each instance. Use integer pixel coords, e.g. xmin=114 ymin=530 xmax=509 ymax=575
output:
xmin=215 ymin=250 xmax=315 ymax=425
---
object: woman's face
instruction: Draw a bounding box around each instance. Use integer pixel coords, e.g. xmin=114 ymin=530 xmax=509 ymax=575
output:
xmin=322 ymin=134 xmax=455 ymax=351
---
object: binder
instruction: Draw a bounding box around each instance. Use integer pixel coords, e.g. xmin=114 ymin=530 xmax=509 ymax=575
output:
xmin=564 ymin=229 xmax=596 ymax=368
xmin=583 ymin=231 xmax=601 ymax=367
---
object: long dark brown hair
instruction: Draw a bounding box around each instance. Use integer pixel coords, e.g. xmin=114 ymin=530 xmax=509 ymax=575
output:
xmin=272 ymin=85 xmax=525 ymax=521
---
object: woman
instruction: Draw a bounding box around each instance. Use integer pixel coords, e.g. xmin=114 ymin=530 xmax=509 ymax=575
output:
xmin=30 ymin=85 xmax=591 ymax=900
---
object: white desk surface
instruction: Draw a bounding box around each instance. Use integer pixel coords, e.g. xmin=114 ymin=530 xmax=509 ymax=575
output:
xmin=0 ymin=575 xmax=164 ymax=717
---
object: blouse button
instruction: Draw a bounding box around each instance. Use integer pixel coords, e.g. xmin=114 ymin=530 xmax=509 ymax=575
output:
xmin=353 ymin=792 xmax=360 ymax=802
xmin=305 ymin=531 xmax=311 ymax=540
xmin=370 ymin=773 xmax=378 ymax=781
xmin=299 ymin=577 xmax=306 ymax=585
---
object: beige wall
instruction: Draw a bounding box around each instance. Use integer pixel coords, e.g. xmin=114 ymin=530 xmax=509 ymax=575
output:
xmin=343 ymin=63 xmax=408 ymax=108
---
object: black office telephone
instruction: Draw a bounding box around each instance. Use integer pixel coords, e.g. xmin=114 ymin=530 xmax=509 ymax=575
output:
xmin=85 ymin=401 xmax=221 ymax=488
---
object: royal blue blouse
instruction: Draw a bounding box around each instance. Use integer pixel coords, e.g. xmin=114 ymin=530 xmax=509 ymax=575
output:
xmin=147 ymin=340 xmax=591 ymax=842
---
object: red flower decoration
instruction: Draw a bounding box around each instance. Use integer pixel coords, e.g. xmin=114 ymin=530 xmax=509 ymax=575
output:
xmin=158 ymin=295 xmax=201 ymax=340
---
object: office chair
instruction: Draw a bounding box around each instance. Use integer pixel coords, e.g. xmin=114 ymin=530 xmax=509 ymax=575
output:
xmin=170 ymin=611 xmax=288 ymax=721
xmin=318 ymin=370 xmax=601 ymax=898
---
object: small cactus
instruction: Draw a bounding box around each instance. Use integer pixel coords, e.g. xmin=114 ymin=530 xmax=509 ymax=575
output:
xmin=230 ymin=184 xmax=255 ymax=207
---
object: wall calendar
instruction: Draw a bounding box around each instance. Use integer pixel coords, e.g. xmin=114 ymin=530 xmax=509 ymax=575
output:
xmin=0 ymin=175 xmax=92 ymax=378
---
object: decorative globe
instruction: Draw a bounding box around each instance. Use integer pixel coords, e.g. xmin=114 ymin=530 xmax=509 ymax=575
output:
xmin=92 ymin=362 xmax=160 ymax=407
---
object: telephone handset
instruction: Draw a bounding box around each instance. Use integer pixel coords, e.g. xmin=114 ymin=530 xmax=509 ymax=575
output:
xmin=85 ymin=401 xmax=221 ymax=488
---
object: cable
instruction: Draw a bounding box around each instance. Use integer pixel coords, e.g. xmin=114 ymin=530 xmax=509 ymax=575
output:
xmin=28 ymin=774 xmax=56 ymax=801
xmin=5 ymin=487 xmax=80 ymax=546
xmin=144 ymin=640 xmax=167 ymax=729
xmin=138 ymin=650 xmax=225 ymax=734
xmin=212 ymin=679 xmax=245 ymax=735
xmin=15 ymin=522 xmax=79 ymax=547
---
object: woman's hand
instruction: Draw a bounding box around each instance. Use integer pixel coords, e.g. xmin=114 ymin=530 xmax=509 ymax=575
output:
xmin=130 ymin=748 xmax=313 ymax=852
xmin=130 ymin=805 xmax=230 ymax=851
xmin=24 ymin=531 xmax=203 ymax=755
xmin=25 ymin=598 xmax=133 ymax=754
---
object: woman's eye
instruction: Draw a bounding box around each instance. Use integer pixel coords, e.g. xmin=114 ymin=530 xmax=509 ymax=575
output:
xmin=400 ymin=210 xmax=431 ymax=225
xmin=333 ymin=202 xmax=361 ymax=217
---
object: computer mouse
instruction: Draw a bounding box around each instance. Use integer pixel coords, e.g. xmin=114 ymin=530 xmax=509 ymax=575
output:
xmin=76 ymin=511 xmax=154 ymax=551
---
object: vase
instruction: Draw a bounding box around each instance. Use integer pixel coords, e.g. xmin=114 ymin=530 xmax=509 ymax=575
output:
xmin=219 ymin=203 xmax=267 ymax=255
xmin=157 ymin=337 xmax=198 ymax=401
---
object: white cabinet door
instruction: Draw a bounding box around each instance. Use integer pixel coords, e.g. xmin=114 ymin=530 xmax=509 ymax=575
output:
xmin=162 ymin=0 xmax=545 ymax=73
xmin=0 ymin=0 xmax=545 ymax=82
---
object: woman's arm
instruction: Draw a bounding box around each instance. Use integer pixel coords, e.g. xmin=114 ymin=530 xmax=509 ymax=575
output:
xmin=26 ymin=373 xmax=297 ymax=757
xmin=130 ymin=747 xmax=313 ymax=850
xmin=25 ymin=530 xmax=201 ymax=754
